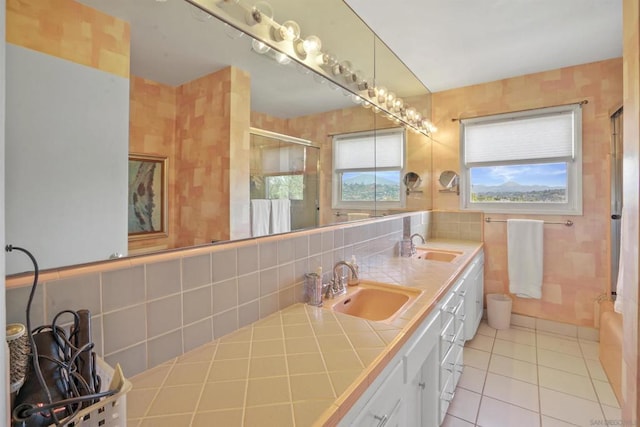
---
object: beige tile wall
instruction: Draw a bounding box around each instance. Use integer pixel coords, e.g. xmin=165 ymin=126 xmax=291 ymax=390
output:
xmin=431 ymin=58 xmax=623 ymax=327
xmin=6 ymin=213 xmax=426 ymax=378
xmin=430 ymin=211 xmax=483 ymax=241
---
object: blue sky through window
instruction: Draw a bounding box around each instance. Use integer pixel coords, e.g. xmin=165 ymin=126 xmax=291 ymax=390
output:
xmin=471 ymin=163 xmax=567 ymax=188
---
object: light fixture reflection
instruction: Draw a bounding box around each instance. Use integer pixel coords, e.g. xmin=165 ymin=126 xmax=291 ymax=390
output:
xmin=274 ymin=52 xmax=291 ymax=64
xmin=251 ymin=39 xmax=270 ymax=54
xmin=210 ymin=0 xmax=435 ymax=136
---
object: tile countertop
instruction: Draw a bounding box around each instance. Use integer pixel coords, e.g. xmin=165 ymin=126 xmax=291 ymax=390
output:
xmin=126 ymin=239 xmax=484 ymax=427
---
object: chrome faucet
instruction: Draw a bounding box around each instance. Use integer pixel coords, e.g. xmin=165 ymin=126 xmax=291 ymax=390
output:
xmin=325 ymin=261 xmax=359 ymax=298
xmin=410 ymin=233 xmax=425 ymax=255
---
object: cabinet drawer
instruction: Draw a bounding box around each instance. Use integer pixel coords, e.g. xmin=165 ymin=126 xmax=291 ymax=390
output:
xmin=440 ymin=316 xmax=455 ymax=359
xmin=453 ymin=345 xmax=464 ymax=387
xmin=439 ymin=372 xmax=456 ymax=425
xmin=404 ymin=309 xmax=441 ymax=382
xmin=454 ymin=296 xmax=466 ymax=331
xmin=351 ymin=361 xmax=404 ymax=426
xmin=440 ymin=336 xmax=462 ymax=384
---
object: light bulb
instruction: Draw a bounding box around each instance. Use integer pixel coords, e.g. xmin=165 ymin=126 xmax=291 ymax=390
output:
xmin=316 ymin=52 xmax=337 ymax=68
xmin=393 ymin=98 xmax=404 ymax=112
xmin=414 ymin=113 xmax=422 ymax=124
xmin=275 ymin=52 xmax=291 ymax=64
xmin=367 ymin=85 xmax=376 ymax=99
xmin=273 ymin=20 xmax=300 ymax=41
xmin=350 ymin=94 xmax=362 ymax=104
xmin=245 ymin=1 xmax=272 ymax=26
xmin=339 ymin=61 xmax=352 ymax=76
xmin=386 ymin=92 xmax=396 ymax=108
xmin=358 ymin=77 xmax=370 ymax=91
xmin=376 ymin=86 xmax=387 ymax=103
xmin=302 ymin=36 xmax=322 ymax=55
xmin=251 ymin=39 xmax=270 ymax=54
xmin=406 ymin=107 xmax=416 ymax=120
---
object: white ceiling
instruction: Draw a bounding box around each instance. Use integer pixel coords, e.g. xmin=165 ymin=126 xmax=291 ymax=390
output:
xmin=346 ymin=0 xmax=623 ymax=92
xmin=75 ymin=0 xmax=623 ymax=117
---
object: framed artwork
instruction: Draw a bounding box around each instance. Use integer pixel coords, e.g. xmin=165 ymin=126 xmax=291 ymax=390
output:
xmin=128 ymin=154 xmax=168 ymax=240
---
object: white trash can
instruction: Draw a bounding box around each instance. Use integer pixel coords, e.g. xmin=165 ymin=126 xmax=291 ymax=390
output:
xmin=487 ymin=294 xmax=512 ymax=330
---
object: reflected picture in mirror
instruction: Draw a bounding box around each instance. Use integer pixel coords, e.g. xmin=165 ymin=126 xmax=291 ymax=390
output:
xmin=5 ymin=0 xmax=432 ymax=274
xmin=128 ymin=154 xmax=168 ymax=239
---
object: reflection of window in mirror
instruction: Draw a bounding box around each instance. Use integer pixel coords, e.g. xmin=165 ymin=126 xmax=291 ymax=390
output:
xmin=332 ymin=128 xmax=406 ymax=209
xmin=266 ymin=175 xmax=304 ymax=200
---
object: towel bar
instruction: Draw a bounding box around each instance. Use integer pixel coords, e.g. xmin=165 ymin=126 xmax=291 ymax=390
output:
xmin=485 ymin=217 xmax=573 ymax=227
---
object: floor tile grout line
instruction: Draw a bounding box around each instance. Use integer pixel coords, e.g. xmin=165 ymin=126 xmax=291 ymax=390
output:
xmin=282 ymin=310 xmax=297 ymax=426
xmin=140 ymin=357 xmax=177 ymax=419
xmin=240 ymin=321 xmax=257 ymax=425
xmin=578 ymin=339 xmax=614 ymax=423
xmin=535 ymin=326 xmax=543 ymax=427
xmin=184 ymin=343 xmax=219 ymax=425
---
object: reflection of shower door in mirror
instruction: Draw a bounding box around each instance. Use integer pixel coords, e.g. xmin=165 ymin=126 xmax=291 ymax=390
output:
xmin=610 ymin=107 xmax=623 ymax=294
xmin=250 ymin=129 xmax=319 ymax=234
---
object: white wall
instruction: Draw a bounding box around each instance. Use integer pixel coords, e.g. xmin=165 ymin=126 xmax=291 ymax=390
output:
xmin=5 ymin=45 xmax=129 ymax=274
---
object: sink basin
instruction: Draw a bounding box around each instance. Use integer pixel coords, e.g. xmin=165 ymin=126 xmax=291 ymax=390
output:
xmin=326 ymin=281 xmax=421 ymax=322
xmin=413 ymin=248 xmax=462 ymax=263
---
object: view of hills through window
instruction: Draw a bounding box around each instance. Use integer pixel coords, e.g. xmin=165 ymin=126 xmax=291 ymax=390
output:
xmin=470 ymin=163 xmax=567 ymax=203
xmin=266 ymin=175 xmax=304 ymax=200
xmin=341 ymin=171 xmax=401 ymax=202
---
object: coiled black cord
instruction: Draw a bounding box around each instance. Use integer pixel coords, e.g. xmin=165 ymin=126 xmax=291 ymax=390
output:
xmin=5 ymin=245 xmax=58 ymax=424
xmin=6 ymin=245 xmax=116 ymax=425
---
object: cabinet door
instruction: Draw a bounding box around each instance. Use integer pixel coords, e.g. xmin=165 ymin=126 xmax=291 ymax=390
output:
xmin=406 ymin=344 xmax=440 ymax=427
xmin=464 ymin=253 xmax=485 ymax=340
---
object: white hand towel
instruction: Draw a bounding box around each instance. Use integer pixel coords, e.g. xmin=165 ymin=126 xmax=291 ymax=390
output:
xmin=507 ymin=219 xmax=544 ymax=299
xmin=271 ymin=199 xmax=291 ymax=234
xmin=250 ymin=199 xmax=271 ymax=237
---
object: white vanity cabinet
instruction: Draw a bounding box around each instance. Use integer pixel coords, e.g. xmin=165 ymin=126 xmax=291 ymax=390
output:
xmin=340 ymin=248 xmax=485 ymax=427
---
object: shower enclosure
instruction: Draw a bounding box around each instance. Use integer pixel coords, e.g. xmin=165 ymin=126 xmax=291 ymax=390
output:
xmin=249 ymin=128 xmax=319 ymax=234
xmin=610 ymin=107 xmax=623 ymax=294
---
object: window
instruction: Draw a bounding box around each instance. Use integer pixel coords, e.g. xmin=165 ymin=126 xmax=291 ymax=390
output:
xmin=460 ymin=104 xmax=582 ymax=215
xmin=332 ymin=128 xmax=405 ymax=209
xmin=265 ymin=175 xmax=303 ymax=200
xmin=261 ymin=144 xmax=305 ymax=200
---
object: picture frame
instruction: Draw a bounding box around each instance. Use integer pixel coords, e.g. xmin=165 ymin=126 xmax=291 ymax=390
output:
xmin=128 ymin=154 xmax=168 ymax=240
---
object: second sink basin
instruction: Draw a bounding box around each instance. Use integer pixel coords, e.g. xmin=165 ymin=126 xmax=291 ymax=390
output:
xmin=327 ymin=281 xmax=422 ymax=322
xmin=413 ymin=248 xmax=463 ymax=262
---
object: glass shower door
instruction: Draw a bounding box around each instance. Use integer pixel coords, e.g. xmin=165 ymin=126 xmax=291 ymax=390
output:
xmin=250 ymin=129 xmax=319 ymax=234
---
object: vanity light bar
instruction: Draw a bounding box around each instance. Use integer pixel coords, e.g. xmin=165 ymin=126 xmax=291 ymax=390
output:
xmin=189 ymin=0 xmax=435 ymax=136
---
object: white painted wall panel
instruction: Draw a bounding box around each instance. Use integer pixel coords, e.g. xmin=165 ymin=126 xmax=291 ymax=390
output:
xmin=6 ymin=45 xmax=129 ymax=274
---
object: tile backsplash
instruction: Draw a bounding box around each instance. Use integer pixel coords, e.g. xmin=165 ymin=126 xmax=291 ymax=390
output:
xmin=6 ymin=212 xmax=433 ymax=377
xmin=430 ymin=210 xmax=483 ymax=241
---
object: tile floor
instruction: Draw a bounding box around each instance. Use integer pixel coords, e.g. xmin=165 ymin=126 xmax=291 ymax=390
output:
xmin=442 ymin=322 xmax=621 ymax=427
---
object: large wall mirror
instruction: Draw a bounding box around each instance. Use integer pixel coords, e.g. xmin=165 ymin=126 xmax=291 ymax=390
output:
xmin=5 ymin=0 xmax=432 ymax=274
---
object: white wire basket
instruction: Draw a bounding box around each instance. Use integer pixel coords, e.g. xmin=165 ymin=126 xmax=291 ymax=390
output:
xmin=63 ymin=357 xmax=132 ymax=427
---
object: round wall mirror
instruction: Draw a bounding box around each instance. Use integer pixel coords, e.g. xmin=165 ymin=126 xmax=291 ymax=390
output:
xmin=403 ymin=172 xmax=422 ymax=190
xmin=439 ymin=170 xmax=459 ymax=189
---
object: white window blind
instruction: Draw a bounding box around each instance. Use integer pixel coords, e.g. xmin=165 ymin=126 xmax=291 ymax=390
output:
xmin=463 ymin=110 xmax=575 ymax=165
xmin=334 ymin=129 xmax=404 ymax=170
xmin=261 ymin=145 xmax=305 ymax=174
